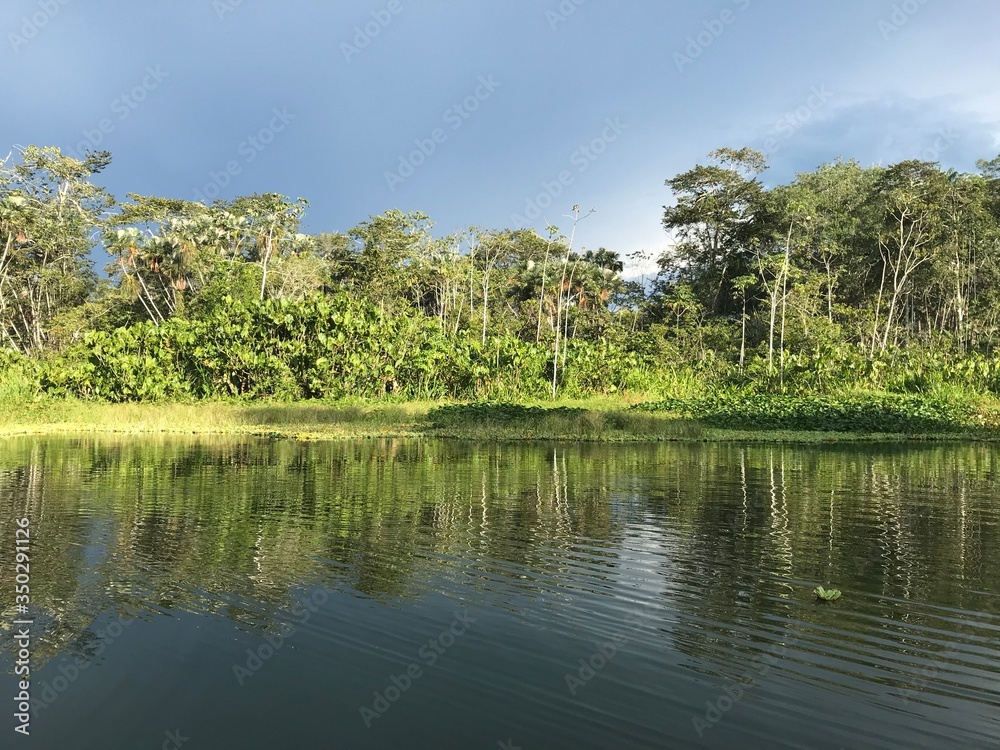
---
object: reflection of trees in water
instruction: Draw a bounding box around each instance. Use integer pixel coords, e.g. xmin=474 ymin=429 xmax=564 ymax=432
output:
xmin=656 ymin=443 xmax=1000 ymax=681
xmin=0 ymin=442 xmax=113 ymax=670
xmin=1 ymin=437 xmax=998 ymax=672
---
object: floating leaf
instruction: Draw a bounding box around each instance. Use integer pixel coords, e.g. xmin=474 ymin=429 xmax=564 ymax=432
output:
xmin=814 ymin=586 xmax=841 ymax=601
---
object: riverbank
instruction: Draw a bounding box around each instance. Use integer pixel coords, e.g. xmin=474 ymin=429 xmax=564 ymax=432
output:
xmin=2 ymin=395 xmax=999 ymax=443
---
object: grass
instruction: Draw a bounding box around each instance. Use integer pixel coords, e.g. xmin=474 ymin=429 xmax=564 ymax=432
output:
xmin=0 ymin=399 xmax=430 ymax=440
xmin=426 ymin=402 xmax=705 ymax=442
xmin=2 ymin=393 xmax=999 ymax=443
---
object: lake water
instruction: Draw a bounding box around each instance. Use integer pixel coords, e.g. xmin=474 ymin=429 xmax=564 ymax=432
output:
xmin=1 ymin=437 xmax=999 ymax=749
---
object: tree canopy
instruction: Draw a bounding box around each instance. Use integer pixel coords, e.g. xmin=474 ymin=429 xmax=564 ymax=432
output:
xmin=3 ymin=143 xmax=1000 ymax=401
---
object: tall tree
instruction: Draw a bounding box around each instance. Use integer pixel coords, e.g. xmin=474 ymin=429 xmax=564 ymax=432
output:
xmin=0 ymin=146 xmax=110 ymax=352
xmin=871 ymin=161 xmax=946 ymax=351
xmin=660 ymin=147 xmax=769 ymax=314
xmin=347 ymin=209 xmax=433 ymax=312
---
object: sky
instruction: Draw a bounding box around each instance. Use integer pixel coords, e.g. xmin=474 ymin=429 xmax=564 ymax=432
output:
xmin=2 ymin=0 xmax=999 ymax=276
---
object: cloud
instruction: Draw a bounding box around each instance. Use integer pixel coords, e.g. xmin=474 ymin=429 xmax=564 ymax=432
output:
xmin=743 ymin=93 xmax=1000 ymax=182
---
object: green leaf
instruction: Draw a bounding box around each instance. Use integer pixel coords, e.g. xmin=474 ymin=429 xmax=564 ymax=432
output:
xmin=814 ymin=586 xmax=841 ymax=601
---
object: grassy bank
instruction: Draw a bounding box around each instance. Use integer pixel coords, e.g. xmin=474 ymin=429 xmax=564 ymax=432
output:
xmin=2 ymin=394 xmax=1000 ymax=443
xmin=0 ymin=399 xmax=430 ymax=440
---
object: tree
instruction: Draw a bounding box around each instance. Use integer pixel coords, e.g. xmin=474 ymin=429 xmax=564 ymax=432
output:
xmin=660 ymin=147 xmax=769 ymax=315
xmin=871 ymin=161 xmax=946 ymax=351
xmin=105 ymin=195 xmax=217 ymax=323
xmin=549 ymin=206 xmax=594 ymax=396
xmin=106 ymin=193 xmax=311 ymax=322
xmin=227 ymin=193 xmax=310 ymax=301
xmin=347 ymin=209 xmax=433 ymax=312
xmin=0 ymin=146 xmax=110 ymax=352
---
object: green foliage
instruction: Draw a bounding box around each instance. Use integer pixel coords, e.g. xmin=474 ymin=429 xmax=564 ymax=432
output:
xmin=0 ymin=348 xmax=41 ymax=405
xmin=814 ymin=586 xmax=841 ymax=601
xmin=7 ymin=143 xmax=1000 ymax=414
xmin=188 ymin=261 xmax=263 ymax=316
xmin=635 ymin=392 xmax=979 ymax=433
xmin=41 ymin=296 xmax=660 ymax=403
xmin=43 ymin=321 xmax=189 ymax=401
xmin=560 ymin=339 xmax=642 ymax=395
xmin=1 ymin=146 xmax=109 ymax=353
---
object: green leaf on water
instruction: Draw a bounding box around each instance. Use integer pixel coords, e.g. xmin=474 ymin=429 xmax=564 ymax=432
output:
xmin=814 ymin=586 xmax=841 ymax=601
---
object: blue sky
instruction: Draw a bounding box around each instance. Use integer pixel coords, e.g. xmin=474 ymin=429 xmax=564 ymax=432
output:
xmin=3 ymin=0 xmax=998 ymax=275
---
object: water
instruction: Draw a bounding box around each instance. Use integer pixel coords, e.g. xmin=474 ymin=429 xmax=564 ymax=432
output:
xmin=1 ymin=436 xmax=999 ymax=749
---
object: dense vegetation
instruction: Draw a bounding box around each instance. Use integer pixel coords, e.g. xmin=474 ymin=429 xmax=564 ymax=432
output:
xmin=633 ymin=393 xmax=981 ymax=433
xmin=3 ymin=144 xmax=1000 ymax=412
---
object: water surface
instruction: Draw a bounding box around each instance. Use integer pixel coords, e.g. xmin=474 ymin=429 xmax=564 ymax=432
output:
xmin=1 ymin=437 xmax=999 ymax=749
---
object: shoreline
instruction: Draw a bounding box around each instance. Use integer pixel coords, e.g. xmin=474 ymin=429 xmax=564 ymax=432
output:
xmin=2 ymin=399 xmax=998 ymax=444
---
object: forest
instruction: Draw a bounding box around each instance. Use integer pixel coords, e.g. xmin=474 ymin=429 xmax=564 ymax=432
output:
xmin=2 ymin=144 xmax=1000 ymax=406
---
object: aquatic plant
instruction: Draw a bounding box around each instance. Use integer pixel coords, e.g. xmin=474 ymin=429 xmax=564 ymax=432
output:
xmin=814 ymin=586 xmax=841 ymax=601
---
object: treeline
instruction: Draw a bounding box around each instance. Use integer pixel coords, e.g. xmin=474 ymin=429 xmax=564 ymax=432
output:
xmin=1 ymin=144 xmax=1000 ymax=402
